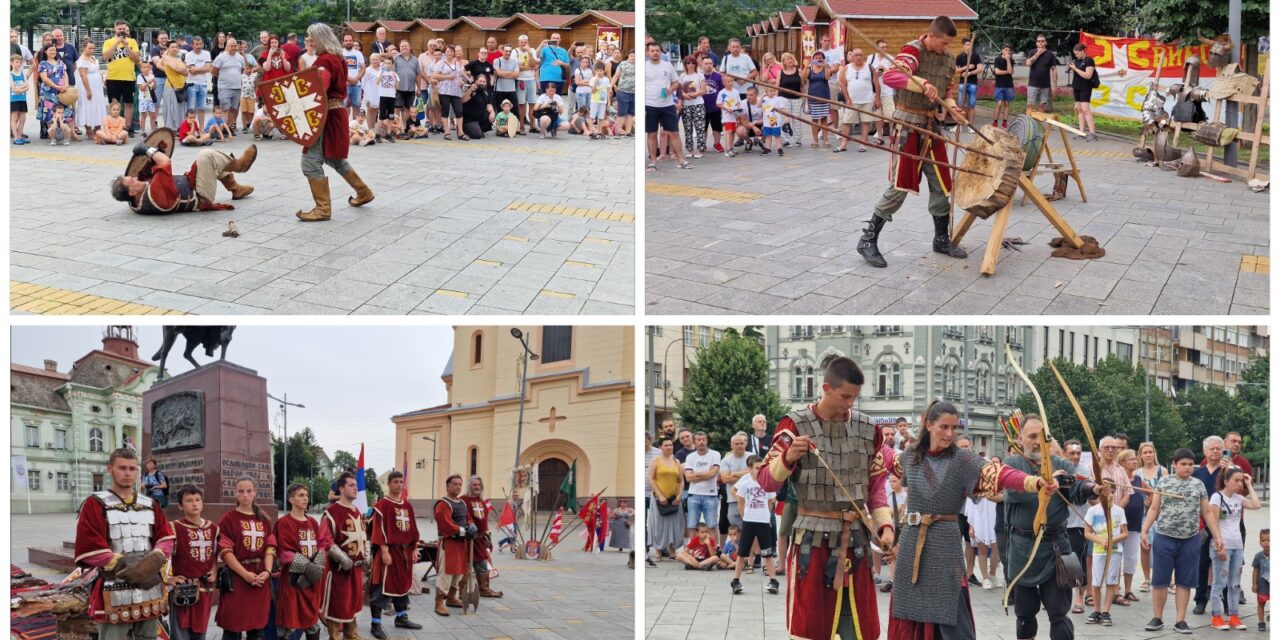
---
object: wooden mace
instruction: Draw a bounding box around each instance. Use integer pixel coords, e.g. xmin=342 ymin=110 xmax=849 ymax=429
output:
xmin=774 ymin=107 xmax=989 ymax=177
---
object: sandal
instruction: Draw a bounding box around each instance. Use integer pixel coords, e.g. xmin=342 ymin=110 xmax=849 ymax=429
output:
xmin=1140 ymin=580 xmax=1150 ymax=592
xmin=678 ymin=161 xmax=693 ymax=170
xmin=833 ymin=146 xmax=846 ymax=153
xmin=645 ymin=163 xmax=657 ymax=172
xmin=1084 ymin=596 xmax=1094 ymax=607
xmin=1124 ymin=592 xmax=1139 ymax=602
xmin=1112 ymin=595 xmax=1130 ymax=606
xmin=442 ymin=133 xmax=452 ymax=140
xmin=1072 ymin=605 xmax=1086 ymax=614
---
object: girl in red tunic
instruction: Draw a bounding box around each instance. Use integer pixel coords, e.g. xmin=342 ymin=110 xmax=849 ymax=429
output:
xmin=276 ymin=483 xmax=330 ymax=639
xmin=216 ymin=477 xmax=277 ymax=639
xmin=169 ymin=485 xmax=219 ymax=640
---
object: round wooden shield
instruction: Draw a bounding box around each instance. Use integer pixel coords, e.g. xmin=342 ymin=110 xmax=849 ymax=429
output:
xmin=125 ymin=128 xmax=177 ymax=178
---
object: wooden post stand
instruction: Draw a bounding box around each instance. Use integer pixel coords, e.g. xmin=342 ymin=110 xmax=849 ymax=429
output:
xmin=1169 ymin=65 xmax=1270 ymax=182
xmin=1020 ymin=113 xmax=1088 ymax=205
xmin=951 ymin=175 xmax=1086 ymax=276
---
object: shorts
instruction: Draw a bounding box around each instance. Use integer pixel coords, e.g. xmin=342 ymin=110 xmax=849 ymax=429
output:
xmin=763 ymin=125 xmax=780 ymax=137
xmin=841 ymin=103 xmax=874 ymax=125
xmin=106 ymin=79 xmax=135 ymax=105
xmin=706 ymin=109 xmax=722 ymax=132
xmin=239 ymin=97 xmax=255 ymax=114
xmin=957 ymin=83 xmax=978 ymax=108
xmin=378 ymin=95 xmax=395 ymax=121
xmin=395 ymin=89 xmax=415 ymax=109
xmin=1027 ymin=85 xmax=1052 ymax=107
xmin=617 ymin=91 xmax=634 ymax=117
xmin=1073 ymin=86 xmax=1094 ymax=103
xmin=1090 ymin=549 xmax=1123 ymax=586
xmin=345 ymin=83 xmax=361 ymax=108
xmin=723 ymin=120 xmax=736 ymax=134
xmin=589 ymin=101 xmax=606 ymax=119
xmin=686 ymin=494 xmax=718 ymax=529
xmin=738 ymin=521 xmax=777 ymax=557
xmin=10 ymin=99 xmax=27 ymax=113
xmin=187 ymin=84 xmax=207 ymax=110
xmin=439 ymin=94 xmax=463 ymax=119
xmin=1151 ymin=530 xmax=1203 ymax=589
xmin=878 ymin=93 xmax=895 ymax=116
xmin=645 ymin=104 xmax=678 ymax=134
xmin=517 ymin=79 xmax=537 ymax=104
xmin=218 ymin=88 xmax=241 ymax=109
xmin=994 ymin=86 xmax=1015 ymax=102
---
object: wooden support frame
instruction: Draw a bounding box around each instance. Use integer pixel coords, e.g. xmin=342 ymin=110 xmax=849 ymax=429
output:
xmin=952 ymin=175 xmax=1085 ymax=276
xmin=1169 ymin=65 xmax=1270 ymax=182
xmin=1020 ymin=113 xmax=1088 ymax=205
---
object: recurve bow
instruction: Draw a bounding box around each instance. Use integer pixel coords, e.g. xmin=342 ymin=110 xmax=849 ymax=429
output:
xmin=1003 ymin=343 xmax=1054 ymax=611
xmin=1048 ymin=361 xmax=1113 ymax=588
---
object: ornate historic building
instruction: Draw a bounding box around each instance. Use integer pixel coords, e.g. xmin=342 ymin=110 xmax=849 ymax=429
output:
xmin=10 ymin=327 xmax=159 ymax=513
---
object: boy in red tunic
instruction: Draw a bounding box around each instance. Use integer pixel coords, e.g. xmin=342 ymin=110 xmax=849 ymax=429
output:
xmin=433 ymin=474 xmax=476 ymax=616
xmin=74 ymin=448 xmax=175 ymax=640
xmin=323 ymin=472 xmax=368 ymax=639
xmin=169 ymin=485 xmax=219 ymax=640
xmin=461 ymin=476 xmax=503 ymax=598
xmin=277 ymin=483 xmax=331 ymax=640
xmin=215 ymin=477 xmax=277 ymax=639
xmin=369 ymin=471 xmax=423 ymax=637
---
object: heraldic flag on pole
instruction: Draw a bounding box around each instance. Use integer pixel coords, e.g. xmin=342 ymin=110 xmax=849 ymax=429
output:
xmin=548 ymin=508 xmax=564 ymax=544
xmin=559 ymin=458 xmax=577 ymax=509
xmin=354 ymin=443 xmax=368 ymax=514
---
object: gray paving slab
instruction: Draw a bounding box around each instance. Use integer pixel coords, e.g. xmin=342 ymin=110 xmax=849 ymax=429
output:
xmin=645 ymin=125 xmax=1268 ymax=315
xmin=11 ymin=123 xmax=633 ymax=315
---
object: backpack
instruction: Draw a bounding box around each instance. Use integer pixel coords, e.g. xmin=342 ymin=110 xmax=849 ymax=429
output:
xmin=1088 ymin=57 xmax=1101 ymax=89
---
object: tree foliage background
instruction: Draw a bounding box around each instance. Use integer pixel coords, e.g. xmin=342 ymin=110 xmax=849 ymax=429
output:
xmin=648 ymin=0 xmax=793 ymax=49
xmin=672 ymin=329 xmax=789 ymax=451
xmin=271 ymin=427 xmax=330 ymax=513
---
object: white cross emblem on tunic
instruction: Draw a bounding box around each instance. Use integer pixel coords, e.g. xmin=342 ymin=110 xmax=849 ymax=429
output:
xmin=341 ymin=519 xmax=368 ymax=556
xmin=270 ymin=79 xmax=323 ymax=138
xmin=243 ymin=522 xmax=265 ymax=551
xmin=299 ymin=529 xmax=317 ymax=558
xmin=395 ymin=508 xmax=411 ymax=532
xmin=189 ymin=530 xmax=213 ymax=562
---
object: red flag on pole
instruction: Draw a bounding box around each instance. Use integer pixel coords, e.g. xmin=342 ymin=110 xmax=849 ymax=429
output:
xmin=498 ymin=500 xmax=516 ymax=527
xmin=597 ymin=500 xmax=609 ymax=552
xmin=548 ymin=508 xmax=563 ymax=544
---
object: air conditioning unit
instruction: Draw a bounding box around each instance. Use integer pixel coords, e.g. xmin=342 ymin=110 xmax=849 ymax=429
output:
xmin=44 ymin=442 xmax=55 ymax=449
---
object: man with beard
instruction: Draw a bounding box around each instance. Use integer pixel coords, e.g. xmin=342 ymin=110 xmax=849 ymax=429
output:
xmin=322 ymin=472 xmax=368 ymax=640
xmin=369 ymin=471 xmax=423 ymax=638
xmin=461 ymin=476 xmax=504 ymax=598
xmin=110 ymin=140 xmax=257 ymax=213
xmin=434 ymin=474 xmax=477 ymax=616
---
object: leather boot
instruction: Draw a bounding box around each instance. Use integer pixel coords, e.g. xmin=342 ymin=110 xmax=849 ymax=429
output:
xmin=343 ymin=621 xmax=366 ymax=640
xmin=478 ymin=572 xmax=503 ymax=598
xmin=857 ymin=215 xmax=889 ymax=268
xmin=306 ymin=631 xmax=321 ymax=640
xmin=931 ymin=214 xmax=967 ymax=258
xmin=369 ymin=623 xmax=387 ymax=640
xmin=225 ymin=143 xmax=258 ymax=172
xmin=434 ymin=590 xmax=450 ymax=616
xmin=326 ymin=621 xmax=343 ymax=640
xmin=394 ymin=615 xmax=423 ymax=629
xmin=446 ymin=586 xmax=464 ymax=608
xmin=340 ymin=168 xmax=375 ymax=207
xmin=296 ymin=177 xmax=332 ymax=221
xmin=219 ymin=174 xmax=254 ymax=199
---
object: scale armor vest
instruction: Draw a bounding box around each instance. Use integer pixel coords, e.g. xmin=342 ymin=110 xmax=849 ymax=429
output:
xmin=790 ymin=408 xmax=876 ymax=534
xmin=98 ymin=491 xmax=157 ymax=553
xmin=893 ymin=39 xmax=955 ymax=126
xmin=890 ymin=448 xmax=986 ymax=625
xmin=449 ymin=497 xmax=468 ymax=529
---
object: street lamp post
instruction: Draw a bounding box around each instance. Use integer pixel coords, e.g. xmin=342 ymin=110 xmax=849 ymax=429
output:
xmin=421 ymin=435 xmax=438 ymax=500
xmin=509 ymin=329 xmax=540 ymax=473
xmin=267 ymin=392 xmax=304 ymax=510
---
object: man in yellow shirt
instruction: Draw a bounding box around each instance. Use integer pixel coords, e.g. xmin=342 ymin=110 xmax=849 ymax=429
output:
xmin=103 ymin=19 xmax=141 ymax=136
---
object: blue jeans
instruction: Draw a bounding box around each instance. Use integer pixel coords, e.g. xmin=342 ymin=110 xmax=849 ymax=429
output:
xmin=188 ymin=84 xmax=207 ymax=111
xmin=1211 ymin=547 xmax=1244 ymax=616
xmin=346 ymin=83 xmax=362 ymax=108
xmin=686 ymin=494 xmax=718 ymax=529
xmin=1152 ymin=530 xmax=1203 ymax=589
xmin=994 ymin=86 xmax=1015 ymax=103
xmin=957 ymin=83 xmax=978 ymax=108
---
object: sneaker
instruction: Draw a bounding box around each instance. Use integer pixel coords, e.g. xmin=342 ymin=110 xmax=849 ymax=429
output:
xmin=1085 ymin=612 xmax=1102 ymax=625
xmin=734 ymin=139 xmax=744 ymax=147
xmin=777 ymin=148 xmax=784 ymax=156
xmin=1259 ymin=622 xmax=1267 ymax=632
xmin=725 ymin=150 xmax=735 ymax=158
xmin=61 ymin=139 xmax=70 ymax=145
xmin=1229 ymin=615 xmax=1247 ymax=630
xmin=1144 ymin=618 xmax=1164 ymax=631
xmin=714 ymin=142 xmax=724 ymax=153
xmin=49 ymin=139 xmax=57 ymax=146
xmin=1087 ymin=134 xmax=1099 ymax=142
xmin=994 ymin=575 xmax=1006 ymax=588
xmin=1172 ymin=621 xmax=1192 ymax=634
xmin=730 ymin=578 xmax=744 ymax=594
xmin=646 ymin=559 xmax=657 ymax=568
xmin=1193 ymin=604 xmax=1207 ymax=615
xmin=1213 ymin=615 xmax=1229 ymax=630
xmin=767 ymin=579 xmax=779 ymax=594
xmin=878 ymin=580 xmax=892 ymax=593
xmin=968 ymin=574 xmax=982 ymax=586
xmin=982 ymin=578 xmax=993 ymax=590
xmin=1101 ymin=612 xmax=1112 ymax=626
xmin=760 ymin=147 xmax=770 ymax=155
xmin=745 ymin=138 xmax=753 ymax=151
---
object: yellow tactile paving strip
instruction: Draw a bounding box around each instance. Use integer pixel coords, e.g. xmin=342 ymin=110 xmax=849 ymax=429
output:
xmin=1241 ymin=255 xmax=1270 ymax=274
xmin=11 ymin=281 xmax=186 ymax=315
xmin=505 ymin=201 xmax=634 ymax=223
xmin=403 ymin=138 xmax=570 ymax=156
xmin=646 ymin=182 xmax=762 ymax=203
xmin=1060 ymin=148 xmax=1132 ymax=160
xmin=12 ymin=149 xmax=126 ymax=167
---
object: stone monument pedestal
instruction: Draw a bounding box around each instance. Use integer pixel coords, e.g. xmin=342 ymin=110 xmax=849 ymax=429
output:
xmin=142 ymin=360 xmax=277 ymax=522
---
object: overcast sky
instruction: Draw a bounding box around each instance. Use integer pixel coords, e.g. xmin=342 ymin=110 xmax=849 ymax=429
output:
xmin=11 ymin=325 xmax=453 ymax=471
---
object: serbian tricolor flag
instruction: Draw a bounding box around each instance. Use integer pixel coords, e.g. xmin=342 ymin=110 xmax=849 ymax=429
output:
xmin=354 ymin=444 xmax=368 ymax=514
xmin=548 ymin=508 xmax=563 ymax=544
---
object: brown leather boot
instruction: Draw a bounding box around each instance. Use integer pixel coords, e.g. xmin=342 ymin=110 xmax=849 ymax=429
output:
xmin=225 ymin=144 xmax=258 ymax=172
xmin=296 ymin=177 xmax=331 ymax=221
xmin=340 ymin=168 xmax=375 ymax=207
xmin=219 ymin=174 xmax=254 ymax=199
xmin=434 ymin=589 xmax=450 ymax=616
xmin=478 ymin=572 xmax=503 ymax=598
xmin=325 ymin=621 xmax=343 ymax=640
xmin=445 ymin=586 xmax=463 ymax=608
xmin=342 ymin=622 xmax=366 ymax=640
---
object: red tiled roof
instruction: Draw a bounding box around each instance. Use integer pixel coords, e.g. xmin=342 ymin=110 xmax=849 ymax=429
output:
xmin=780 ymin=10 xmax=797 ymax=27
xmin=344 ymin=22 xmax=375 ymax=33
xmin=460 ymin=16 xmax=507 ymax=29
xmin=583 ymin=10 xmax=636 ymax=27
xmin=512 ymin=13 xmax=577 ymax=28
xmin=415 ymin=18 xmax=456 ymax=31
xmin=11 ymin=363 xmax=70 ymax=381
xmin=795 ymin=5 xmax=822 ymax=23
xmin=375 ymin=20 xmax=414 ymax=31
xmin=823 ymin=0 xmax=978 ymax=19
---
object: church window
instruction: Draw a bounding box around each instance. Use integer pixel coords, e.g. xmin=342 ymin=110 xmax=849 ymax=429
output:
xmin=469 ymin=447 xmax=478 ymax=477
xmin=472 ymin=331 xmax=484 ymax=366
xmin=541 ymin=327 xmax=573 ymax=363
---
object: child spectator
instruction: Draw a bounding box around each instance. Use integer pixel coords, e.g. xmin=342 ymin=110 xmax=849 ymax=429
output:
xmin=48 ymin=104 xmax=74 ymax=145
xmin=731 ymin=455 xmax=780 ymax=595
xmin=11 ymin=54 xmax=30 ymax=144
xmin=718 ymin=525 xmax=739 ymax=569
xmin=588 ymin=62 xmax=610 ymax=140
xmin=375 ymin=56 xmax=399 ymax=144
xmin=238 ymin=62 xmax=258 ymax=134
xmin=136 ymin=61 xmax=158 ymax=135
xmin=759 ymin=86 xmax=786 ymax=156
xmin=1210 ymin=468 xmax=1261 ymax=631
xmin=1252 ymin=529 xmax=1269 ymax=632
xmin=568 ymin=105 xmax=592 ymax=136
xmin=572 ymin=56 xmax=592 ymax=111
xmin=349 ymin=109 xmax=374 ymax=146
xmin=205 ymin=106 xmax=231 ymax=141
xmin=250 ymin=102 xmax=274 ymax=140
xmin=715 ymin=84 xmax=741 ymax=157
xmin=1084 ymin=493 xmax=1128 ymax=626
xmin=494 ymin=99 xmax=516 ymax=138
xmin=95 ymin=101 xmax=127 ymax=145
xmin=179 ymin=109 xmax=211 ymax=145
xmin=677 ymin=523 xmax=721 ymax=570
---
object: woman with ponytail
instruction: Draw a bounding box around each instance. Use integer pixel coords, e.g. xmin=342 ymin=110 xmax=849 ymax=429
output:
xmin=886 ymin=401 xmax=1053 ymax=640
xmin=216 ymin=476 xmax=276 ymax=639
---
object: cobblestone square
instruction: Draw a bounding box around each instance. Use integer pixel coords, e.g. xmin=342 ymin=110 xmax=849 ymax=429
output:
xmin=11 ymin=124 xmax=635 ymax=315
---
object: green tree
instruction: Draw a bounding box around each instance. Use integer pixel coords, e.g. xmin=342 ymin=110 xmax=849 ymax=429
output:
xmin=1178 ymin=384 xmax=1247 ymax=457
xmin=365 ymin=468 xmax=384 ymax=502
xmin=673 ymin=330 xmax=789 ymax=451
xmin=1138 ymin=0 xmax=1269 ymax=44
xmin=272 ymin=427 xmax=322 ymax=508
xmin=970 ymin=0 xmax=1134 ymax=53
xmin=1235 ymin=355 xmax=1268 ymax=466
xmin=648 ymin=0 xmax=792 ymax=50
xmin=1016 ymin=356 xmax=1186 ymax=461
xmin=332 ymin=450 xmax=358 ymax=474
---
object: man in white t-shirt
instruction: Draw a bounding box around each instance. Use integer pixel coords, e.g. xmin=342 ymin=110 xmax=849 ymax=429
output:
xmin=820 ymin=34 xmax=845 ymax=95
xmin=185 ymin=36 xmax=213 ymax=127
xmin=644 ymin=41 xmax=685 ymax=169
xmin=719 ymin=38 xmax=756 ymax=98
xmin=867 ymin=38 xmax=896 ymax=139
xmin=341 ymin=34 xmax=365 ymax=110
xmin=719 ymin=433 xmax=751 ymax=542
xmin=682 ymin=432 xmax=721 ymax=540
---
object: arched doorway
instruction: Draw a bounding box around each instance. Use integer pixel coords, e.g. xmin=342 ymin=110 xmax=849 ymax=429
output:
xmin=536 ymin=458 xmax=569 ymax=510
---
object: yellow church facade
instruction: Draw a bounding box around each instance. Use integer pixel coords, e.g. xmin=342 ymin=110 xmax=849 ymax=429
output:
xmin=392 ymin=326 xmax=635 ymax=511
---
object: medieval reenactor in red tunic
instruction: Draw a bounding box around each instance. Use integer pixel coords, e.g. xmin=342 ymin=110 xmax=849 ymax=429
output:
xmin=461 ymin=475 xmax=503 ymax=598
xmin=369 ymin=471 xmax=424 ymax=637
xmin=322 ymin=472 xmax=369 ymax=639
xmin=169 ymin=486 xmax=219 ymax=640
xmin=294 ymin=22 xmax=374 ymax=221
xmin=74 ymin=448 xmax=175 ymax=637
xmin=215 ymin=477 xmax=277 ymax=639
xmin=277 ymin=483 xmax=332 ymax=640
xmin=111 ymin=141 xmax=257 ymax=214
xmin=433 ymin=474 xmax=476 ymax=616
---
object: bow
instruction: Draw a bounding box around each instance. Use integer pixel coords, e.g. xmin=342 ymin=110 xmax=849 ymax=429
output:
xmin=1047 ymin=361 xmax=1113 ymax=587
xmin=1003 ymin=343 xmax=1054 ymax=611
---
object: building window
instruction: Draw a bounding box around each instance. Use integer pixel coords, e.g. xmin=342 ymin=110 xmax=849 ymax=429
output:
xmin=92 ymin=473 xmax=104 ymax=492
xmin=648 ymin=362 xmax=663 ymax=389
xmin=977 ymin=366 xmax=991 ymax=402
xmin=683 ymin=326 xmax=693 ymax=346
xmin=715 ymin=328 xmax=724 ymax=342
xmin=28 ymin=470 xmax=41 ymax=491
xmin=56 ymin=472 xmax=70 ymax=492
xmin=1117 ymin=342 xmax=1133 ymax=361
xmin=699 ymin=327 xmax=709 ymax=348
xmin=792 ymin=364 xmax=815 ymax=401
xmin=472 ymin=331 xmax=484 ymax=366
xmin=653 ymin=326 xmax=663 ymax=337
xmin=541 ymin=327 xmax=573 ymax=363
xmin=944 ymin=360 xmax=961 ymax=400
xmin=877 ymin=361 xmax=901 ymax=397
xmin=89 ymin=428 xmax=104 ymax=453
xmin=468 ymin=447 xmax=478 ymax=478
xmin=25 ymin=425 xmax=40 ymax=448
xmin=54 ymin=429 xmax=67 ymax=450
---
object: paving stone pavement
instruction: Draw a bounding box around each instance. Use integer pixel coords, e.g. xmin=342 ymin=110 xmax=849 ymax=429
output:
xmin=645 ymin=505 xmax=1269 ymax=639
xmin=10 ymin=123 xmax=634 ymax=315
xmin=13 ymin=512 xmax=634 ymax=639
xmin=645 ymin=126 xmax=1269 ymax=316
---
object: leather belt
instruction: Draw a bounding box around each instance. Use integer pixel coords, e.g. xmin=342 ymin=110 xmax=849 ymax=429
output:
xmin=798 ymin=507 xmax=855 ymax=588
xmin=797 ymin=507 xmax=857 ymax=522
xmin=897 ymin=104 xmax=940 ymax=118
xmin=906 ymin=513 xmax=959 ymax=584
xmin=327 ymin=99 xmax=345 ymax=110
